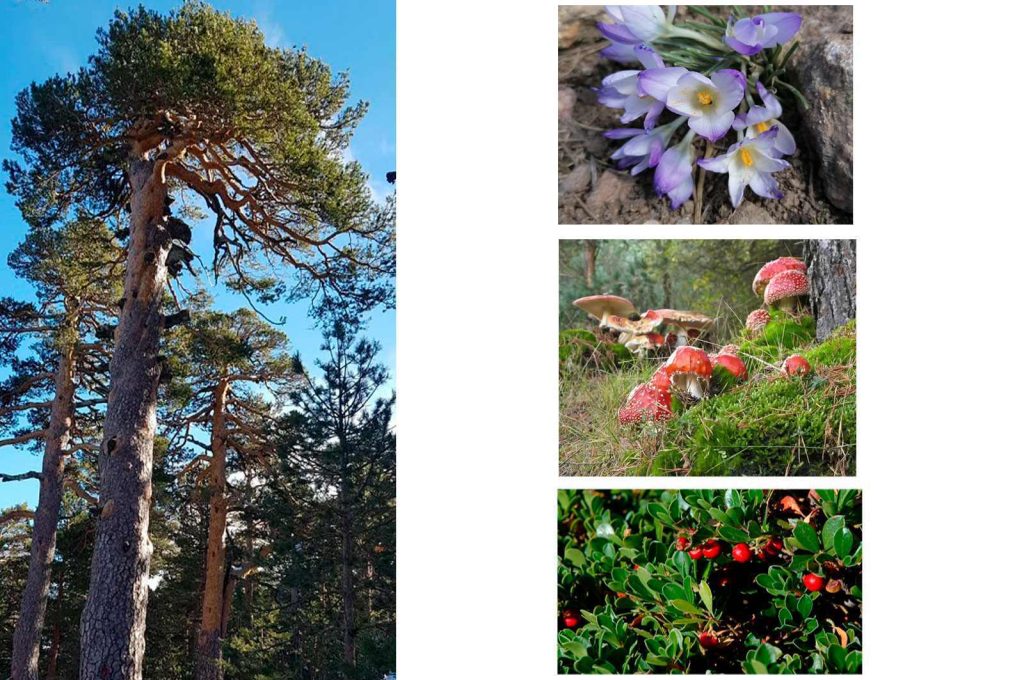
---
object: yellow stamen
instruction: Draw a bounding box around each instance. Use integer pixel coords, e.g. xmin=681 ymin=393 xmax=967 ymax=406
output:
xmin=740 ymin=149 xmax=754 ymax=167
xmin=755 ymin=122 xmax=771 ymax=134
xmin=697 ymin=91 xmax=713 ymax=106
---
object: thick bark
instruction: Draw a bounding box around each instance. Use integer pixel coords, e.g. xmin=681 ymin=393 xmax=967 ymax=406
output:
xmin=78 ymin=159 xmax=171 ymax=680
xmin=10 ymin=331 xmax=76 ymax=680
xmin=194 ymin=380 xmax=230 ymax=680
xmin=805 ymin=239 xmax=856 ymax=341
xmin=44 ymin=576 xmax=63 ymax=680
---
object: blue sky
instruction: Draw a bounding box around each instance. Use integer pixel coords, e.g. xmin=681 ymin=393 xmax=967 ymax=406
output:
xmin=0 ymin=0 xmax=395 ymax=509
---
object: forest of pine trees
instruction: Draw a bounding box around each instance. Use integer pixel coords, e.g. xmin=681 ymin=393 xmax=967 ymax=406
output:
xmin=0 ymin=3 xmax=395 ymax=679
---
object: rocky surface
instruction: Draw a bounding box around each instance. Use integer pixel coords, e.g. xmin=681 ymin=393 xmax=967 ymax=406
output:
xmin=788 ymin=6 xmax=854 ymax=212
xmin=557 ymin=5 xmax=853 ymax=225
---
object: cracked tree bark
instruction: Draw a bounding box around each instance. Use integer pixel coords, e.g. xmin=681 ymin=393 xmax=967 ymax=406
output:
xmin=78 ymin=158 xmax=172 ymax=680
xmin=194 ymin=379 xmax=230 ymax=680
xmin=805 ymin=240 xmax=856 ymax=341
xmin=10 ymin=332 xmax=76 ymax=680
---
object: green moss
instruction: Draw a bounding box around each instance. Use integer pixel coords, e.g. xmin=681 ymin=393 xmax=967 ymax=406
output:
xmin=559 ymin=328 xmax=633 ymax=371
xmin=559 ymin=320 xmax=857 ymax=477
xmin=681 ymin=320 xmax=856 ymax=476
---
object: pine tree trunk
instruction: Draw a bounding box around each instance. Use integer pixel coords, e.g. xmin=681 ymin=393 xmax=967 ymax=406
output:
xmin=338 ymin=484 xmax=357 ymax=666
xmin=44 ymin=576 xmax=63 ymax=680
xmin=10 ymin=332 xmax=76 ymax=680
xmin=79 ymin=159 xmax=171 ymax=680
xmin=195 ymin=380 xmax=230 ymax=680
xmin=805 ymin=240 xmax=856 ymax=341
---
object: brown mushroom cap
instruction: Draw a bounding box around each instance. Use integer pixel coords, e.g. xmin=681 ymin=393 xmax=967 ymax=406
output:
xmin=753 ymin=257 xmax=806 ymax=296
xmin=573 ymin=295 xmax=637 ymax=322
xmin=764 ymin=270 xmax=810 ymax=307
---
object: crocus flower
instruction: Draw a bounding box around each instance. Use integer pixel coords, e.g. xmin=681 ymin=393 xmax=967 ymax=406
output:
xmin=606 ymin=117 xmax=685 ymax=175
xmin=697 ymin=128 xmax=790 ymax=208
xmin=598 ymin=5 xmax=678 ymax=45
xmin=654 ymin=132 xmax=696 ymax=209
xmin=598 ymin=6 xmax=723 ymax=62
xmin=596 ymin=45 xmax=669 ymax=130
xmin=723 ymin=13 xmax=802 ymax=56
xmin=733 ymin=82 xmax=796 ymax=155
xmin=664 ymin=69 xmax=745 ymax=141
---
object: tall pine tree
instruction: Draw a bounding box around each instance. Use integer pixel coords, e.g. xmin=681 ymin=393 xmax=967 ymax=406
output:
xmin=4 ymin=4 xmax=393 ymax=675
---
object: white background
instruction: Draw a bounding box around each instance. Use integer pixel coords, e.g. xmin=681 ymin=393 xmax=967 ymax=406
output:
xmin=397 ymin=1 xmax=1024 ymax=677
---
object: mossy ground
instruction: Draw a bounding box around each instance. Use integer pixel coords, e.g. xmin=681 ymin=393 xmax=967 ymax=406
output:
xmin=559 ymin=317 xmax=855 ymax=476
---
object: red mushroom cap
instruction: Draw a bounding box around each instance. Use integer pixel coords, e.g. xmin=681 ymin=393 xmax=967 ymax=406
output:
xmin=713 ymin=353 xmax=748 ymax=380
xmin=753 ymin=257 xmax=806 ymax=296
xmin=764 ymin=269 xmax=810 ymax=307
xmin=746 ymin=309 xmax=770 ymax=332
xmin=649 ymin=364 xmax=673 ymax=391
xmin=783 ymin=354 xmax=812 ymax=376
xmin=718 ymin=344 xmax=740 ymax=356
xmin=617 ymin=382 xmax=673 ymax=425
xmin=666 ymin=346 xmax=713 ymax=379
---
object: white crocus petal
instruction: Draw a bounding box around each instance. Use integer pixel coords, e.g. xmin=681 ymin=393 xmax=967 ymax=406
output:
xmin=749 ymin=171 xmax=781 ymax=199
xmin=638 ymin=67 xmax=688 ymax=101
xmin=774 ymin=123 xmax=797 ymax=155
xmin=603 ymin=70 xmax=640 ymax=94
xmin=728 ymin=171 xmax=747 ymax=208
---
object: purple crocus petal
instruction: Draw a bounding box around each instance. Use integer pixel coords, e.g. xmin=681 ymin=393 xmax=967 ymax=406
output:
xmin=754 ymin=154 xmax=790 ymax=173
xmin=597 ymin=88 xmax=630 ymax=109
xmin=736 ymin=105 xmax=773 ymax=130
xmin=697 ymin=155 xmax=730 ymax=173
xmin=598 ymin=22 xmax=641 ymax=44
xmin=710 ymin=69 xmax=746 ymax=111
xmin=774 ymin=122 xmax=797 ymax=155
xmin=761 ymin=13 xmax=802 ymax=47
xmin=601 ymin=70 xmax=640 ymax=93
xmin=647 ymin=137 xmax=665 ymax=166
xmin=689 ymin=110 xmax=734 ymax=141
xmin=756 ymin=82 xmax=784 ymax=118
xmin=604 ymin=128 xmax=644 ymax=140
xmin=667 ymin=177 xmax=695 ymax=209
xmin=642 ymin=102 xmax=664 ymax=130
xmin=728 ymin=173 xmax=747 ymax=208
xmin=637 ymin=67 xmax=688 ymax=101
xmin=617 ymin=5 xmax=666 ymax=42
xmin=653 ymin=146 xmax=688 ymax=194
xmin=749 ymin=171 xmax=784 ymax=200
xmin=723 ymin=34 xmax=760 ymax=55
xmin=634 ymin=43 xmax=664 ymax=70
xmin=601 ymin=41 xmax=641 ymax=64
xmin=731 ymin=17 xmax=763 ymax=45
xmin=749 ymin=126 xmax=779 ymax=149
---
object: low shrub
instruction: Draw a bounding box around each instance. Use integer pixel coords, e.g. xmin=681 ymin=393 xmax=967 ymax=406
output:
xmin=557 ymin=489 xmax=863 ymax=674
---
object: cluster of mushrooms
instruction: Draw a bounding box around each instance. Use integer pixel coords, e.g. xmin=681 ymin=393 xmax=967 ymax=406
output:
xmin=572 ymin=256 xmax=816 ymax=426
xmin=571 ymin=294 xmax=713 ymax=356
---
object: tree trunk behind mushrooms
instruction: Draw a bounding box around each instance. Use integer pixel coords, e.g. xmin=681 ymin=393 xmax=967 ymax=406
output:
xmin=78 ymin=159 xmax=172 ymax=680
xmin=804 ymin=239 xmax=856 ymax=341
xmin=10 ymin=340 xmax=75 ymax=680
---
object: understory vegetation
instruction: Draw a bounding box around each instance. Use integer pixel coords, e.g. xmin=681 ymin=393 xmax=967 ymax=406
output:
xmin=559 ymin=317 xmax=855 ymax=477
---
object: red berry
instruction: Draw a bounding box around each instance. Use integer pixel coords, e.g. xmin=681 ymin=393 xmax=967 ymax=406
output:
xmin=803 ymin=573 xmax=824 ymax=592
xmin=698 ymin=631 xmax=719 ymax=649
xmin=731 ymin=543 xmax=751 ymax=562
xmin=688 ymin=546 xmax=704 ymax=560
xmin=562 ymin=610 xmax=579 ymax=628
xmin=676 ymin=535 xmax=689 ymax=551
xmin=701 ymin=541 xmax=721 ymax=559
